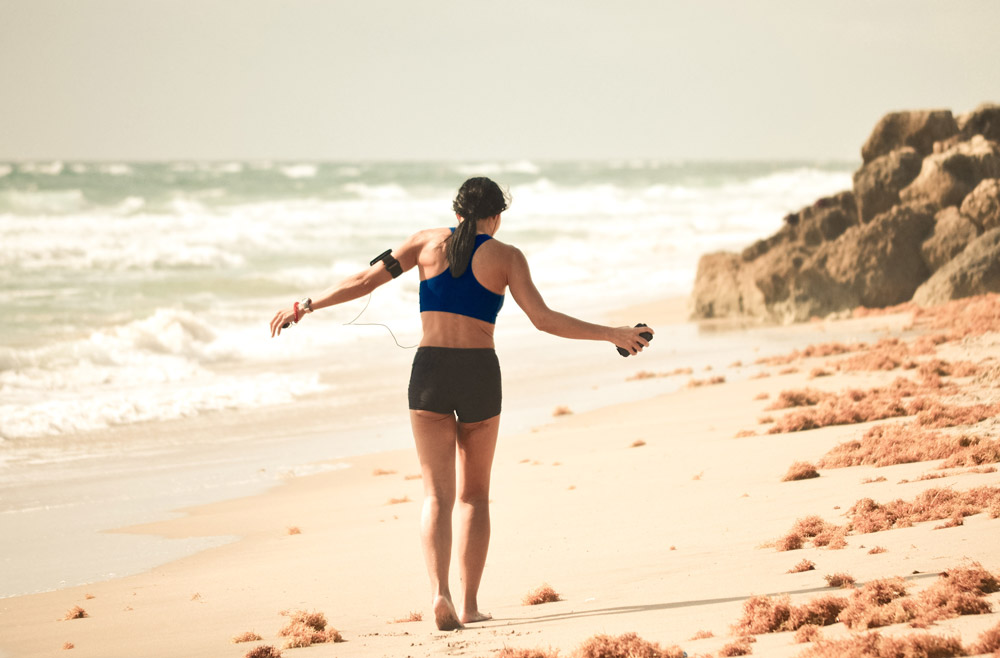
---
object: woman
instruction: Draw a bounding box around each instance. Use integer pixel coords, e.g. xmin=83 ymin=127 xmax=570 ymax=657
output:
xmin=270 ymin=177 xmax=653 ymax=630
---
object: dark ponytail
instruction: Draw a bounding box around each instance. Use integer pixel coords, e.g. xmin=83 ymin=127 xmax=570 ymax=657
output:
xmin=448 ymin=177 xmax=510 ymax=278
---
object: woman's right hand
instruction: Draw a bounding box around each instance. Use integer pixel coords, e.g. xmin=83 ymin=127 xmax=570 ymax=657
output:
xmin=612 ymin=325 xmax=654 ymax=356
xmin=270 ymin=306 xmax=299 ymax=337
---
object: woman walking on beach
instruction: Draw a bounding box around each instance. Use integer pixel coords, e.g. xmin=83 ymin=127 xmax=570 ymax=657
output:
xmin=270 ymin=177 xmax=653 ymax=630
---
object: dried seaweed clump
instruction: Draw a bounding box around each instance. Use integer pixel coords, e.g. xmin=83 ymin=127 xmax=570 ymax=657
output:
xmin=575 ymin=632 xmax=685 ymax=658
xmin=244 ymin=647 xmax=282 ymax=658
xmin=794 ymin=624 xmax=822 ymax=644
xmin=766 ymin=388 xmax=832 ymax=410
xmin=783 ymin=462 xmax=820 ymax=481
xmin=824 ymin=573 xmax=856 ymax=588
xmin=731 ymin=593 xmax=848 ymax=635
xmin=277 ymin=609 xmax=343 ymax=649
xmin=838 ymin=565 xmax=999 ymax=631
xmin=62 ymin=642 xmax=74 ymax=650
xmin=838 ymin=577 xmax=914 ymax=630
xmin=391 ymin=611 xmax=423 ymax=623
xmin=63 ymin=606 xmax=88 ymax=620
xmin=523 ymin=584 xmax=561 ymax=606
xmin=910 ymin=563 xmax=998 ymax=626
xmin=968 ymin=619 xmax=1000 ymax=655
xmin=911 ymin=292 xmax=1000 ymax=340
xmin=797 ymin=631 xmax=964 ymax=658
xmin=911 ymin=400 xmax=1000 ymax=430
xmin=767 ymin=379 xmax=926 ymax=434
xmin=718 ymin=637 xmax=753 ymax=656
xmin=775 ymin=516 xmax=847 ymax=552
xmin=687 ymin=375 xmax=726 ymax=388
xmin=788 ymin=559 xmax=816 ymax=573
xmin=755 ymin=341 xmax=863 ymax=367
xmin=232 ymin=631 xmax=264 ymax=643
xmin=918 ymin=359 xmax=979 ymax=380
xmin=823 ymin=422 xmax=1000 ymax=470
xmin=847 ymin=486 xmax=1000 ymax=534
xmin=832 ymin=337 xmax=918 ymax=373
xmin=492 ymin=648 xmax=560 ymax=658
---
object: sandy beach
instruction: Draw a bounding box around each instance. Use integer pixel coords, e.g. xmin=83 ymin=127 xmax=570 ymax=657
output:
xmin=2 ymin=295 xmax=999 ymax=658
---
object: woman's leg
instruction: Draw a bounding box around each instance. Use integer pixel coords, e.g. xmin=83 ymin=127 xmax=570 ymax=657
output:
xmin=410 ymin=409 xmax=462 ymax=630
xmin=455 ymin=414 xmax=500 ymax=623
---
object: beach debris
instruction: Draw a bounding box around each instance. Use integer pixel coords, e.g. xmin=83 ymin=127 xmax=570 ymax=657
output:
xmin=794 ymin=624 xmax=822 ymax=644
xmin=797 ymin=631 xmax=964 ymax=658
xmin=62 ymin=642 xmax=74 ymax=650
xmin=689 ymin=630 xmax=714 ymax=640
xmin=630 ymin=439 xmax=646 ymax=448
xmin=835 ymin=564 xmax=999 ymax=631
xmin=732 ymin=593 xmax=848 ymax=636
xmin=788 ymin=559 xmax=816 ymax=574
xmin=552 ymin=405 xmax=573 ymax=417
xmin=868 ymin=546 xmax=888 ymax=554
xmin=968 ymin=619 xmax=1000 ymax=655
xmin=753 ymin=392 xmax=770 ymax=400
xmin=372 ymin=468 xmax=396 ymax=476
xmin=626 ymin=370 xmax=658 ymax=381
xmin=390 ymin=611 xmax=423 ymax=623
xmin=386 ymin=495 xmax=411 ymax=505
xmin=490 ymin=649 xmax=560 ymax=658
xmin=782 ymin=462 xmax=820 ymax=482
xmin=718 ymin=637 xmax=754 ymax=656
xmin=824 ymin=572 xmax=856 ymax=588
xmin=232 ymin=632 xmax=263 ymax=643
xmin=277 ymin=609 xmax=343 ymax=649
xmin=404 ymin=473 xmax=422 ymax=480
xmin=686 ymin=375 xmax=725 ymax=388
xmin=522 ymin=584 xmax=561 ymax=606
xmin=286 ymin=526 xmax=301 ymax=535
xmin=576 ymin=632 xmax=686 ymax=658
xmin=243 ymin=646 xmax=282 ymax=658
xmin=62 ymin=606 xmax=88 ymax=620
xmin=84 ymin=594 xmax=95 ymax=600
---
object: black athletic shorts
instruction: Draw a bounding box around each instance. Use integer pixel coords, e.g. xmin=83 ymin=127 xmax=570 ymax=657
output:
xmin=408 ymin=347 xmax=502 ymax=423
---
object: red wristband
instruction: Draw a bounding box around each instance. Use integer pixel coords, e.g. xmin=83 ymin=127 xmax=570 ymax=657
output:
xmin=293 ymin=301 xmax=300 ymax=323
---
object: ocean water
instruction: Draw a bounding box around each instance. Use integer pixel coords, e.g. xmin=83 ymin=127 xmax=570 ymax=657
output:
xmin=1 ymin=159 xmax=855 ymax=443
xmin=0 ymin=159 xmax=865 ymax=596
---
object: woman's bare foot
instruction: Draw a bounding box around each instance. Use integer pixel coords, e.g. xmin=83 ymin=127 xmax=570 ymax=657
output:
xmin=433 ymin=595 xmax=463 ymax=631
xmin=461 ymin=610 xmax=493 ymax=624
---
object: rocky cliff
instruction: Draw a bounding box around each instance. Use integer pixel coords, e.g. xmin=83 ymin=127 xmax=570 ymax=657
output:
xmin=691 ymin=103 xmax=1000 ymax=323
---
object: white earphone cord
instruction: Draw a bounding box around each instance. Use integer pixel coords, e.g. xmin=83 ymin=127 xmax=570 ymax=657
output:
xmin=344 ymin=293 xmax=418 ymax=349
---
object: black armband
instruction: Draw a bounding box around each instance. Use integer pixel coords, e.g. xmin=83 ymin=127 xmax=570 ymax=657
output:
xmin=371 ymin=249 xmax=403 ymax=278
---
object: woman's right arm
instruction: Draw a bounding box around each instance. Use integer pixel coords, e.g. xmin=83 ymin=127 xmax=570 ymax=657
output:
xmin=505 ymin=247 xmax=653 ymax=355
xmin=269 ymin=230 xmax=429 ymax=337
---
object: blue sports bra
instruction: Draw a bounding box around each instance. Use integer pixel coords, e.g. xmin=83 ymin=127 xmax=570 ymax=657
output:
xmin=419 ymin=231 xmax=505 ymax=324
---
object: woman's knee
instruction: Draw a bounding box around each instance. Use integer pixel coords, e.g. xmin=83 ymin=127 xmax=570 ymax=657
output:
xmin=458 ymin=491 xmax=490 ymax=509
xmin=424 ymin=490 xmax=456 ymax=512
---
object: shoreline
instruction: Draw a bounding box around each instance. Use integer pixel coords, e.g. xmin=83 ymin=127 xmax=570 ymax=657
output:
xmin=2 ymin=296 xmax=998 ymax=658
xmin=0 ymin=295 xmax=920 ymax=601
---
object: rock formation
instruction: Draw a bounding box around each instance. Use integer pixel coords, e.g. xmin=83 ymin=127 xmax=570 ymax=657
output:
xmin=691 ymin=103 xmax=1000 ymax=322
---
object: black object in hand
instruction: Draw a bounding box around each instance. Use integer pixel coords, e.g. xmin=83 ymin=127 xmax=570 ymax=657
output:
xmin=618 ymin=323 xmax=653 ymax=357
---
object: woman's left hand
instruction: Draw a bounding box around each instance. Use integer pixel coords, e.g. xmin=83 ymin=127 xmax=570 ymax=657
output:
xmin=611 ymin=324 xmax=654 ymax=355
xmin=270 ymin=306 xmax=299 ymax=337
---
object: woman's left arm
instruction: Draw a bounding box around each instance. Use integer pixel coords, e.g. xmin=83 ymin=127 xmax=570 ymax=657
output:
xmin=269 ymin=231 xmax=425 ymax=337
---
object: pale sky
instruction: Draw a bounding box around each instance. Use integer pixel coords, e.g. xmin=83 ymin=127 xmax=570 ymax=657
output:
xmin=1 ymin=0 xmax=998 ymax=162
